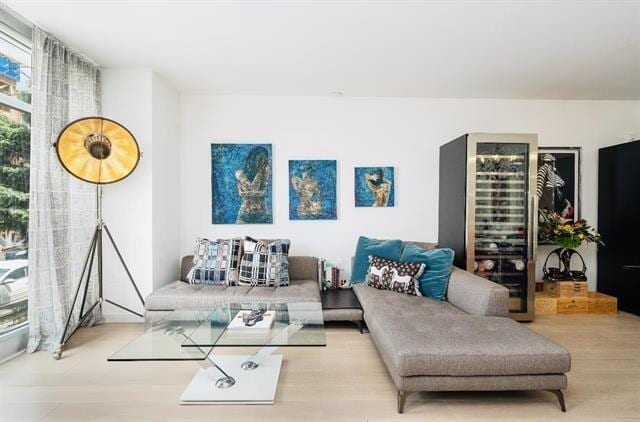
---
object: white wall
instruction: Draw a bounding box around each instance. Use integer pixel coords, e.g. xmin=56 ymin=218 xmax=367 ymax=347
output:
xmin=101 ymin=69 xmax=179 ymax=321
xmin=151 ymin=73 xmax=180 ymax=290
xmin=102 ymin=68 xmax=153 ymax=321
xmin=179 ymin=95 xmax=640 ymax=289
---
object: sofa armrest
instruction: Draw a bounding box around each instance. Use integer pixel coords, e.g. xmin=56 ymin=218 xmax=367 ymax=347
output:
xmin=446 ymin=267 xmax=510 ymax=317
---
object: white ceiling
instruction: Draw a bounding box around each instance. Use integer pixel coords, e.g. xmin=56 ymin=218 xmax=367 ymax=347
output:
xmin=6 ymin=0 xmax=640 ymax=99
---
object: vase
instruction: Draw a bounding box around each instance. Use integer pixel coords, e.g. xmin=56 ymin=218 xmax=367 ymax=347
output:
xmin=542 ymin=248 xmax=588 ymax=281
xmin=558 ymin=249 xmax=573 ymax=279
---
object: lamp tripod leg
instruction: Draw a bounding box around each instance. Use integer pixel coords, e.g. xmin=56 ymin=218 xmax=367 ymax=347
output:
xmin=61 ymin=299 xmax=102 ymax=347
xmin=102 ymin=224 xmax=145 ymax=307
xmin=98 ymin=225 xmax=103 ymax=299
xmin=79 ymin=231 xmax=98 ymax=319
xmin=54 ymin=227 xmax=99 ymax=360
xmin=55 ymin=221 xmax=146 ymax=360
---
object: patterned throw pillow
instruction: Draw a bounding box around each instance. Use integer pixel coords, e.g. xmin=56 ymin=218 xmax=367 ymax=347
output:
xmin=187 ymin=238 xmax=243 ymax=285
xmin=238 ymin=237 xmax=290 ymax=287
xmin=366 ymin=256 xmax=425 ymax=296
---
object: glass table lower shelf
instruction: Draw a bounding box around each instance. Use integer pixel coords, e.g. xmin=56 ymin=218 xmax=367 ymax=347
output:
xmin=108 ymin=301 xmax=326 ymax=404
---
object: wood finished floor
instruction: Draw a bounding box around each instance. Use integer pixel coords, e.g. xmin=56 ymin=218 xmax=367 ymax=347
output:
xmin=1 ymin=313 xmax=639 ymax=421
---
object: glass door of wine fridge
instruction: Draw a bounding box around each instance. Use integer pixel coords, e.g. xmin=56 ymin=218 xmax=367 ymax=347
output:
xmin=466 ymin=134 xmax=538 ymax=321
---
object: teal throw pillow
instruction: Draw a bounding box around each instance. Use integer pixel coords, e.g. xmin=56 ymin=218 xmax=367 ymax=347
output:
xmin=351 ymin=236 xmax=403 ymax=283
xmin=400 ymin=243 xmax=454 ymax=300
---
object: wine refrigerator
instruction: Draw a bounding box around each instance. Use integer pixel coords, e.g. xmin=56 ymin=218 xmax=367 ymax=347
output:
xmin=439 ymin=133 xmax=538 ymax=321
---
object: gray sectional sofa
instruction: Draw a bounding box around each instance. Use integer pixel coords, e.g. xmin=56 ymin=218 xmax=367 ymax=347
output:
xmin=353 ymin=271 xmax=570 ymax=413
xmin=145 ymin=251 xmax=571 ymax=414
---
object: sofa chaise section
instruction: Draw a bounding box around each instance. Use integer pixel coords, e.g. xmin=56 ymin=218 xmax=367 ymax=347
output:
xmin=354 ymin=267 xmax=571 ymax=414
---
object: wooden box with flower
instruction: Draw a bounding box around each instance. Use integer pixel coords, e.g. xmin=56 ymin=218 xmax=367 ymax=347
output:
xmin=538 ymin=209 xmax=603 ymax=286
xmin=535 ymin=210 xmax=616 ymax=314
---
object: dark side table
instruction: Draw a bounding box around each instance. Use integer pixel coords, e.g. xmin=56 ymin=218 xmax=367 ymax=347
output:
xmin=320 ymin=289 xmax=365 ymax=333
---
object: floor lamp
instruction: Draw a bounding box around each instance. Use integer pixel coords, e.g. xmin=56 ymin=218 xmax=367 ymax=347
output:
xmin=53 ymin=117 xmax=144 ymax=360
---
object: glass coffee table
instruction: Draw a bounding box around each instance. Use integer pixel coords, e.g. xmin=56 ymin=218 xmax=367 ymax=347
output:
xmin=109 ymin=301 xmax=325 ymax=404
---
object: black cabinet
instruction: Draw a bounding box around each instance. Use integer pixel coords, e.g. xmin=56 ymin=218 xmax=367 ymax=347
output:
xmin=598 ymin=140 xmax=640 ymax=316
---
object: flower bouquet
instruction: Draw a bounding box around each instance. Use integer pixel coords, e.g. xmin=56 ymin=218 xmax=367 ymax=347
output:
xmin=538 ymin=209 xmax=603 ymax=248
xmin=538 ymin=209 xmax=603 ymax=281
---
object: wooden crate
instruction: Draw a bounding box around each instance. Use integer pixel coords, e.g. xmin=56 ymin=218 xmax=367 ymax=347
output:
xmin=535 ymin=292 xmax=558 ymax=315
xmin=543 ymin=280 xmax=589 ymax=297
xmin=588 ymin=292 xmax=617 ymax=314
xmin=535 ymin=291 xmax=617 ymax=315
xmin=556 ymin=296 xmax=590 ymax=314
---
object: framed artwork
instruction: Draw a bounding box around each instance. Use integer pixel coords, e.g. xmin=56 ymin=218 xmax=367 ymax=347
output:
xmin=211 ymin=143 xmax=272 ymax=224
xmin=354 ymin=166 xmax=395 ymax=207
xmin=537 ymin=147 xmax=581 ymax=221
xmin=289 ymin=160 xmax=337 ymax=220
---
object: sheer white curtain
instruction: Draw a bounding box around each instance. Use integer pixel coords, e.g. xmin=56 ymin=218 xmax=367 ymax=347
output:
xmin=27 ymin=27 xmax=102 ymax=354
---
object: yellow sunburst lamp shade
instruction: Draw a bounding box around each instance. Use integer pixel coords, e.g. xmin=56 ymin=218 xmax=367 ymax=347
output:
xmin=56 ymin=117 xmax=140 ymax=185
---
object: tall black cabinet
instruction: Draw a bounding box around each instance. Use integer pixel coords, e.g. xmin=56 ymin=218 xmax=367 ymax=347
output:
xmin=598 ymin=140 xmax=640 ymax=316
xmin=439 ymin=133 xmax=538 ymax=321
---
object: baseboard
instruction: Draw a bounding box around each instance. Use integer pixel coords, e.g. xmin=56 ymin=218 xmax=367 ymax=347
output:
xmin=0 ymin=349 xmax=25 ymax=364
xmin=0 ymin=324 xmax=28 ymax=362
xmin=102 ymin=313 xmax=145 ymax=323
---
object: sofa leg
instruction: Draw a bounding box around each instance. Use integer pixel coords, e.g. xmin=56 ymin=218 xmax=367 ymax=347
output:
xmin=397 ymin=390 xmax=410 ymax=414
xmin=548 ymin=389 xmax=566 ymax=412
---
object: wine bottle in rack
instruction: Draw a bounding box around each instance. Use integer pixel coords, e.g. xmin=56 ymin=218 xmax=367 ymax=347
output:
xmin=508 ymin=259 xmax=526 ymax=272
xmin=478 ymin=260 xmax=495 ymax=272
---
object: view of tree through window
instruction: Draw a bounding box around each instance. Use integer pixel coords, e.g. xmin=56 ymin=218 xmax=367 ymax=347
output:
xmin=0 ymin=30 xmax=31 ymax=335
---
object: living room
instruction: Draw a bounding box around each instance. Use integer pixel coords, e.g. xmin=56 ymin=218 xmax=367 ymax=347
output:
xmin=0 ymin=1 xmax=639 ymax=421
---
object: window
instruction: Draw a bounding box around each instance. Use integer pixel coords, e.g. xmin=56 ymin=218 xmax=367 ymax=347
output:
xmin=0 ymin=19 xmax=31 ymax=340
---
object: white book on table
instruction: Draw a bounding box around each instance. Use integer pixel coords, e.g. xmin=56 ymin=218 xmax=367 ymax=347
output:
xmin=227 ymin=310 xmax=275 ymax=331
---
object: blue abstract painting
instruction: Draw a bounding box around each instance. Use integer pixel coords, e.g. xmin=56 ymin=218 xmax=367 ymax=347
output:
xmin=289 ymin=160 xmax=337 ymax=220
xmin=211 ymin=143 xmax=272 ymax=224
xmin=354 ymin=167 xmax=395 ymax=207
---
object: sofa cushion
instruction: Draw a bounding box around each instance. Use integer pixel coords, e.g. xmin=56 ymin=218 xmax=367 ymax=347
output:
xmin=145 ymin=278 xmax=320 ymax=311
xmin=187 ymin=238 xmax=243 ymax=285
xmin=180 ymin=256 xmax=194 ymax=282
xmin=288 ymin=256 xmax=319 ymax=282
xmin=351 ymin=236 xmax=403 ymax=283
xmin=400 ymin=243 xmax=454 ymax=300
xmin=238 ymin=237 xmax=291 ymax=287
xmin=145 ymin=281 xmax=253 ymax=311
xmin=180 ymin=254 xmax=319 ymax=284
xmin=353 ymin=284 xmax=464 ymax=320
xmin=242 ymin=279 xmax=320 ymax=302
xmin=401 ymin=240 xmax=438 ymax=250
xmin=368 ymin=313 xmax=571 ymax=377
xmin=366 ymin=256 xmax=424 ymax=296
xmin=446 ymin=267 xmax=509 ymax=317
xmin=374 ymin=239 xmax=439 ymax=250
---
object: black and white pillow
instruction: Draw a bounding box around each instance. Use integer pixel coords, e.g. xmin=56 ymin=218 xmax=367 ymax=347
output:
xmin=366 ymin=256 xmax=424 ymax=296
xmin=238 ymin=237 xmax=290 ymax=287
xmin=187 ymin=238 xmax=243 ymax=285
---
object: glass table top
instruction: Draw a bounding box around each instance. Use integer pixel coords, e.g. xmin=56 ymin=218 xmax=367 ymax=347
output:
xmin=108 ymin=302 xmax=326 ymax=361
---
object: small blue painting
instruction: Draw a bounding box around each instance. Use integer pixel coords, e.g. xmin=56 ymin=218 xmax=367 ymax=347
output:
xmin=354 ymin=167 xmax=395 ymax=207
xmin=289 ymin=160 xmax=337 ymax=220
xmin=211 ymin=143 xmax=272 ymax=224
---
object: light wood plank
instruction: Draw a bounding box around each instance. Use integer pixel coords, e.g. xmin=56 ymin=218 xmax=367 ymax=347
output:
xmin=1 ymin=313 xmax=639 ymax=421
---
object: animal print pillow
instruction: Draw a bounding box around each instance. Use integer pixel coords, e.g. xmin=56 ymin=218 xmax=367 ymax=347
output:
xmin=366 ymin=256 xmax=425 ymax=296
